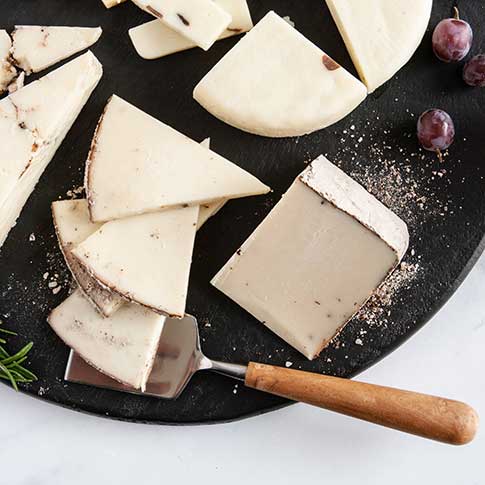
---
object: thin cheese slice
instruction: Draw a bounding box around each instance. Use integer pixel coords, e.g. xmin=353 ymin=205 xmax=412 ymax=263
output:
xmin=212 ymin=156 xmax=409 ymax=360
xmin=193 ymin=11 xmax=367 ymax=138
xmin=0 ymin=52 xmax=102 ymax=250
xmin=129 ymin=0 xmax=253 ymax=59
xmin=86 ymin=95 xmax=269 ymax=222
xmin=52 ymin=199 xmax=125 ymax=317
xmin=101 ymin=0 xmax=126 ymax=8
xmin=72 ymin=206 xmax=199 ymax=317
xmin=325 ymin=0 xmax=432 ymax=93
xmin=11 ymin=26 xmax=102 ymax=74
xmin=132 ymin=0 xmax=232 ymax=51
xmin=48 ymin=290 xmax=165 ymax=390
xmin=0 ymin=30 xmax=17 ymax=94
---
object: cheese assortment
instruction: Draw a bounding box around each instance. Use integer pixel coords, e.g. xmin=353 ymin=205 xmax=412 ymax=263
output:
xmin=0 ymin=51 xmax=102 ymax=249
xmin=325 ymin=0 xmax=432 ymax=93
xmin=129 ymin=0 xmax=253 ymax=59
xmin=52 ymin=199 xmax=125 ymax=317
xmin=48 ymin=290 xmax=165 ymax=391
xmin=212 ymin=156 xmax=409 ymax=359
xmin=193 ymin=11 xmax=367 ymax=137
xmin=0 ymin=30 xmax=17 ymax=94
xmin=131 ymin=0 xmax=232 ymax=51
xmin=72 ymin=206 xmax=200 ymax=317
xmin=86 ymin=95 xmax=269 ymax=222
xmin=11 ymin=26 xmax=102 ymax=74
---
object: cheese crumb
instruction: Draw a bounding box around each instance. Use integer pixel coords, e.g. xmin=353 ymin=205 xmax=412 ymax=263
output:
xmin=285 ymin=361 xmax=293 ymax=368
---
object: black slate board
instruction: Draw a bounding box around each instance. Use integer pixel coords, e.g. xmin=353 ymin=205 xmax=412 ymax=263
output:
xmin=1 ymin=0 xmax=484 ymax=424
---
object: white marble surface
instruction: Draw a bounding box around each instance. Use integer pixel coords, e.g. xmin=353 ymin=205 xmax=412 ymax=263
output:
xmin=1 ymin=253 xmax=484 ymax=484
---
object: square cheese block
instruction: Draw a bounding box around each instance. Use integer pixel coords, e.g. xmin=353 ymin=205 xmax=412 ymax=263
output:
xmin=212 ymin=156 xmax=409 ymax=360
xmin=129 ymin=0 xmax=253 ymax=60
xmin=48 ymin=290 xmax=165 ymax=391
xmin=132 ymin=0 xmax=232 ymax=51
xmin=11 ymin=26 xmax=102 ymax=74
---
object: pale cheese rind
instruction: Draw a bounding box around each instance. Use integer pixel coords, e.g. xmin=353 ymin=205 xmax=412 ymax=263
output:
xmin=71 ymin=206 xmax=199 ymax=317
xmin=0 ymin=52 xmax=102 ymax=250
xmin=325 ymin=0 xmax=432 ymax=93
xmin=48 ymin=290 xmax=165 ymax=391
xmin=132 ymin=0 xmax=232 ymax=51
xmin=52 ymin=200 xmax=125 ymax=317
xmin=85 ymin=95 xmax=269 ymax=222
xmin=193 ymin=11 xmax=367 ymax=137
xmin=11 ymin=26 xmax=102 ymax=74
xmin=212 ymin=156 xmax=409 ymax=360
xmin=0 ymin=30 xmax=17 ymax=94
xmin=129 ymin=0 xmax=253 ymax=60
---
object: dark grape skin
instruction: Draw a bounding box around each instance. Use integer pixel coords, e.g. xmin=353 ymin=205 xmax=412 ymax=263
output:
xmin=463 ymin=54 xmax=485 ymax=87
xmin=432 ymin=8 xmax=473 ymax=63
xmin=417 ymin=110 xmax=455 ymax=159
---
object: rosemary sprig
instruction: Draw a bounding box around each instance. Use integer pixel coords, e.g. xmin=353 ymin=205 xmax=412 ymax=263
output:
xmin=0 ymin=321 xmax=37 ymax=391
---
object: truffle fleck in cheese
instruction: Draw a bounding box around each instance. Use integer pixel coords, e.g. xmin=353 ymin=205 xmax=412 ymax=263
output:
xmin=212 ymin=156 xmax=409 ymax=360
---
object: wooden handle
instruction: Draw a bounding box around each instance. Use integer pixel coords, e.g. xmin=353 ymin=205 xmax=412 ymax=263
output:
xmin=245 ymin=363 xmax=479 ymax=445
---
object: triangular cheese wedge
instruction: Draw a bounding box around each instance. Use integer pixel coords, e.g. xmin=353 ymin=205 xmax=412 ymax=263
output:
xmin=0 ymin=52 xmax=102 ymax=249
xmin=11 ymin=26 xmax=102 ymax=74
xmin=132 ymin=0 xmax=232 ymax=51
xmin=52 ymin=200 xmax=125 ymax=317
xmin=71 ymin=206 xmax=199 ymax=317
xmin=48 ymin=290 xmax=165 ymax=390
xmin=101 ymin=0 xmax=126 ymax=8
xmin=86 ymin=95 xmax=269 ymax=222
xmin=193 ymin=11 xmax=367 ymax=138
xmin=0 ymin=30 xmax=17 ymax=94
xmin=129 ymin=0 xmax=253 ymax=59
xmin=325 ymin=0 xmax=432 ymax=93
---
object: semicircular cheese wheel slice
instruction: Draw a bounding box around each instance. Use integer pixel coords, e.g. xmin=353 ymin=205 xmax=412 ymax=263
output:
xmin=71 ymin=206 xmax=199 ymax=317
xmin=325 ymin=0 xmax=432 ymax=93
xmin=86 ymin=95 xmax=269 ymax=222
xmin=48 ymin=290 xmax=165 ymax=391
xmin=193 ymin=11 xmax=367 ymax=138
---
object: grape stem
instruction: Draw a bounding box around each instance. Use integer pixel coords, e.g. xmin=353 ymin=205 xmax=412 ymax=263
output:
xmin=436 ymin=149 xmax=443 ymax=163
xmin=454 ymin=6 xmax=460 ymax=20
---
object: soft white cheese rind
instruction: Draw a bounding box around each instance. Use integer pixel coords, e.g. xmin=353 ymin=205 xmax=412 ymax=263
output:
xmin=132 ymin=0 xmax=232 ymax=51
xmin=11 ymin=26 xmax=102 ymax=74
xmin=48 ymin=290 xmax=165 ymax=391
xmin=212 ymin=156 xmax=409 ymax=360
xmin=129 ymin=0 xmax=253 ymax=59
xmin=325 ymin=0 xmax=432 ymax=93
xmin=71 ymin=206 xmax=199 ymax=317
xmin=85 ymin=95 xmax=269 ymax=222
xmin=52 ymin=199 xmax=125 ymax=317
xmin=0 ymin=52 xmax=102 ymax=250
xmin=299 ymin=156 xmax=409 ymax=259
xmin=193 ymin=11 xmax=367 ymax=137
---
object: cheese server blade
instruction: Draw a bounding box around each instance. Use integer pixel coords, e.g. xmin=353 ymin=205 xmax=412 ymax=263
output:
xmin=64 ymin=315 xmax=478 ymax=445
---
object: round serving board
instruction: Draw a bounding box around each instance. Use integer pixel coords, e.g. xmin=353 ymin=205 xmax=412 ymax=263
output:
xmin=1 ymin=0 xmax=484 ymax=424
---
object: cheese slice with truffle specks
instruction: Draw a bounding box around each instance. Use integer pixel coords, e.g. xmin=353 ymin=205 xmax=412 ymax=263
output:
xmin=0 ymin=30 xmax=17 ymax=94
xmin=325 ymin=0 xmax=432 ymax=93
xmin=212 ymin=156 xmax=409 ymax=360
xmin=48 ymin=290 xmax=165 ymax=391
xmin=0 ymin=52 xmax=102 ymax=250
xmin=86 ymin=95 xmax=269 ymax=222
xmin=132 ymin=0 xmax=232 ymax=51
xmin=11 ymin=26 xmax=102 ymax=74
xmin=194 ymin=11 xmax=367 ymax=137
xmin=129 ymin=0 xmax=252 ymax=59
xmin=72 ymin=206 xmax=199 ymax=317
xmin=52 ymin=199 xmax=125 ymax=317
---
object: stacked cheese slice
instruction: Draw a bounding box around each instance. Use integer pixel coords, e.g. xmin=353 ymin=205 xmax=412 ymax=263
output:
xmin=129 ymin=0 xmax=253 ymax=59
xmin=49 ymin=95 xmax=269 ymax=390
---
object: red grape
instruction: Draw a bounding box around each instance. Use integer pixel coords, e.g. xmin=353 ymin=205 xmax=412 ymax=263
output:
xmin=417 ymin=110 xmax=455 ymax=158
xmin=463 ymin=54 xmax=485 ymax=87
xmin=432 ymin=8 xmax=472 ymax=62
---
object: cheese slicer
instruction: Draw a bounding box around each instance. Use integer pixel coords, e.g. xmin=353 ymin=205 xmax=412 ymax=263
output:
xmin=65 ymin=314 xmax=478 ymax=445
